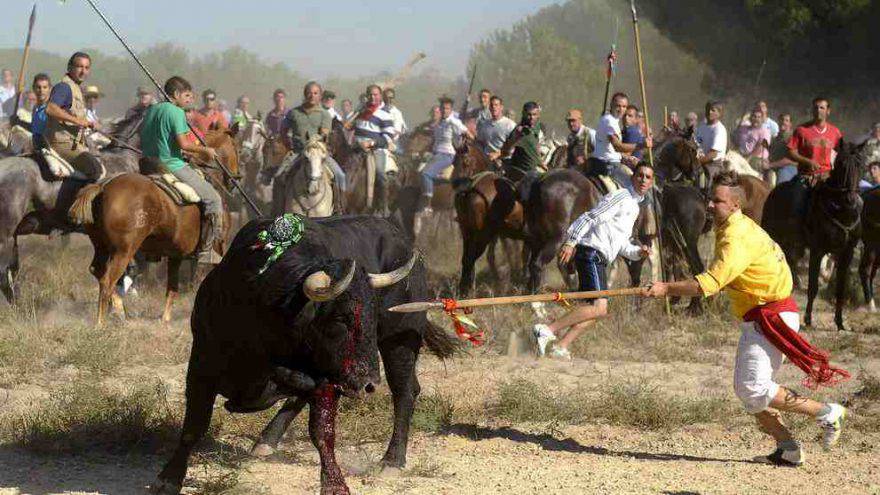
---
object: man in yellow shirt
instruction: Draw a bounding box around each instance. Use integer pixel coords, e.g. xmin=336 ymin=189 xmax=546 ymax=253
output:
xmin=643 ymin=171 xmax=847 ymax=466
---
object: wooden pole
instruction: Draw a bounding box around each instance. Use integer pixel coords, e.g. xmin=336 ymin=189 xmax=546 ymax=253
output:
xmin=664 ymin=106 xmax=668 ymax=129
xmin=631 ymin=0 xmax=671 ymax=316
xmin=388 ymin=287 xmax=644 ymax=313
xmin=12 ymin=4 xmax=36 ymax=118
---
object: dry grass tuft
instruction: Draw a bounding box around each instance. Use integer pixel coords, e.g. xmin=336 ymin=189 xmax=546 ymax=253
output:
xmin=1 ymin=379 xmax=179 ymax=454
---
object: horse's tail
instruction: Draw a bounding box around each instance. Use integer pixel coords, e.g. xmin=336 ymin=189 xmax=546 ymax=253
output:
xmin=68 ymin=183 xmax=105 ymax=225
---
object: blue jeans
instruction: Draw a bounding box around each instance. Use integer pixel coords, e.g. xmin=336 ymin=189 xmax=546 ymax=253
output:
xmin=574 ymin=246 xmax=608 ymax=304
xmin=171 ymin=165 xmax=222 ymax=216
xmin=421 ymin=152 xmax=455 ymax=197
xmin=775 ymin=165 xmax=798 ymax=184
xmin=325 ymin=155 xmax=347 ymax=192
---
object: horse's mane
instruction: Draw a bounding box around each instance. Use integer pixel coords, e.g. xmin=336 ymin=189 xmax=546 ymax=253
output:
xmin=827 ymin=141 xmax=864 ymax=192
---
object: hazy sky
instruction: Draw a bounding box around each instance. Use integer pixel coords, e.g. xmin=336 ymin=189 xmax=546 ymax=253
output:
xmin=3 ymin=0 xmax=558 ymax=77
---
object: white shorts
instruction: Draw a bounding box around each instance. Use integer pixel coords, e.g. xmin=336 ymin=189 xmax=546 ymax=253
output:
xmin=733 ymin=311 xmax=800 ymax=414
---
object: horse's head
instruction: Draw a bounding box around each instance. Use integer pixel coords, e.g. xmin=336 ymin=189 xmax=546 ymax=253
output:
xmin=452 ymin=138 xmax=490 ymax=180
xmin=656 ymin=137 xmax=700 ymax=182
xmin=263 ymin=134 xmax=290 ymax=168
xmin=829 ymin=141 xmax=866 ymax=200
xmin=403 ymin=126 xmax=434 ymax=158
xmin=204 ymin=130 xmax=241 ymax=187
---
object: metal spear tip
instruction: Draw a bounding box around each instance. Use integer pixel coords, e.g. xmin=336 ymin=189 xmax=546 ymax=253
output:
xmin=630 ymin=0 xmax=638 ymax=19
xmin=387 ymin=301 xmax=443 ymax=313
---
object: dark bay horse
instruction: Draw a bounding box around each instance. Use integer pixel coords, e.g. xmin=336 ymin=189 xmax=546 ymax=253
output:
xmin=67 ymin=130 xmax=238 ymax=324
xmin=859 ymin=186 xmax=880 ymax=311
xmin=329 ymin=120 xmax=399 ymax=216
xmin=763 ymin=142 xmax=865 ymax=330
xmin=0 ymin=119 xmax=143 ymax=303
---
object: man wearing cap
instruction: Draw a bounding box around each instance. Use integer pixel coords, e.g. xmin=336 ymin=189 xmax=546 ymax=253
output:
xmin=124 ymin=87 xmax=155 ymax=121
xmin=322 ymin=90 xmax=340 ymax=122
xmin=44 ymin=52 xmax=103 ymax=180
xmin=83 ymin=85 xmax=103 ymax=130
xmin=476 ymin=95 xmax=516 ymax=162
xmin=565 ymin=109 xmax=595 ymax=170
xmin=189 ymin=88 xmax=228 ymax=135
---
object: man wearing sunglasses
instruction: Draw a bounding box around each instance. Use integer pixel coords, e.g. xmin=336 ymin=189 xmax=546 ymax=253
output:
xmin=189 ymin=88 xmax=228 ymax=136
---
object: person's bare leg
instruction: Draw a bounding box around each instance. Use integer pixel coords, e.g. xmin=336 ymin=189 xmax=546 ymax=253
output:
xmin=754 ymin=408 xmax=793 ymax=443
xmin=769 ymin=387 xmax=825 ymax=416
xmin=546 ymin=299 xmax=608 ymax=350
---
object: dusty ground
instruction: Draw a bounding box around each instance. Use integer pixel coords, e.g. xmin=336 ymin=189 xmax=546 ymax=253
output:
xmin=0 ymin=231 xmax=878 ymax=495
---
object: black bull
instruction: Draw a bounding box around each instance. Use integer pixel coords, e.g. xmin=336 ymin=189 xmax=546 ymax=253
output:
xmin=154 ymin=215 xmax=458 ymax=495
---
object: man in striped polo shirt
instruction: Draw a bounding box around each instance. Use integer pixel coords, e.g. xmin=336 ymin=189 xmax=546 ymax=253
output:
xmin=353 ymin=84 xmax=398 ymax=211
xmin=532 ymin=163 xmax=654 ymax=359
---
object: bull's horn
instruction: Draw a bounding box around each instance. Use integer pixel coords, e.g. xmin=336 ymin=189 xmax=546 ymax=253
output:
xmin=303 ymin=261 xmax=357 ymax=302
xmin=368 ymin=252 xmax=418 ymax=289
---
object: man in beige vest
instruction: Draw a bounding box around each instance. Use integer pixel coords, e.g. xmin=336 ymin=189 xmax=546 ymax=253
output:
xmin=45 ymin=52 xmax=103 ymax=180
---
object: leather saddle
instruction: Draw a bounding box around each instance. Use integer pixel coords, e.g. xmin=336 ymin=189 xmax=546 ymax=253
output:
xmin=139 ymin=157 xmax=201 ymax=206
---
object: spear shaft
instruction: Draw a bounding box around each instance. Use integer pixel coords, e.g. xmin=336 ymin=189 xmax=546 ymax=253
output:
xmin=12 ymin=5 xmax=37 ymax=118
xmin=82 ymin=0 xmax=262 ymax=217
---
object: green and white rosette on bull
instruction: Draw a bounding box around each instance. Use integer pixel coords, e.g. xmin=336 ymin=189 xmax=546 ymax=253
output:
xmin=251 ymin=213 xmax=305 ymax=274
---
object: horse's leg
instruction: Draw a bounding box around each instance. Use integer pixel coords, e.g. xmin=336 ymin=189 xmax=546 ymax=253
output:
xmin=869 ymin=248 xmax=880 ymax=312
xmin=859 ymin=244 xmax=874 ymax=309
xmin=162 ymin=257 xmax=183 ymax=323
xmin=834 ymin=243 xmax=856 ymax=331
xmin=683 ymin=231 xmax=705 ymax=315
xmin=527 ymin=241 xmax=556 ymax=294
xmin=98 ymin=248 xmax=135 ymax=326
xmin=0 ymin=236 xmax=19 ymax=304
xmin=459 ymin=233 xmax=491 ymax=297
xmin=486 ymin=239 xmax=502 ymax=288
xmin=805 ymin=249 xmax=822 ymax=328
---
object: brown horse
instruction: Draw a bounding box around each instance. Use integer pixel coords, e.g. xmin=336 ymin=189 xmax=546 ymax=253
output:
xmin=329 ymin=120 xmax=399 ymax=216
xmin=452 ymin=141 xmax=527 ymax=295
xmin=395 ymin=125 xmax=458 ymax=238
xmin=68 ymin=130 xmax=239 ymax=325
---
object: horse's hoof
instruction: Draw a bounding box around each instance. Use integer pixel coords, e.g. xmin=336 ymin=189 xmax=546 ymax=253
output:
xmin=251 ymin=442 xmax=276 ymax=458
xmin=150 ymin=477 xmax=182 ymax=495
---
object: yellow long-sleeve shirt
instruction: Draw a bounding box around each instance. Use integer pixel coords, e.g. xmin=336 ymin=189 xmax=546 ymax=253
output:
xmin=695 ymin=210 xmax=793 ymax=318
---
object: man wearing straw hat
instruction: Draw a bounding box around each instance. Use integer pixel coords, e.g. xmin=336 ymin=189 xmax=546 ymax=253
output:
xmin=643 ymin=171 xmax=848 ymax=466
xmin=532 ymin=162 xmax=654 ymax=360
xmin=83 ymin=84 xmax=103 ymax=130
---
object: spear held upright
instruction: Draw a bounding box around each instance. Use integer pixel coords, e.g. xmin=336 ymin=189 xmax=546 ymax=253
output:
xmin=12 ymin=4 xmax=37 ymax=118
xmin=82 ymin=0 xmax=262 ymax=217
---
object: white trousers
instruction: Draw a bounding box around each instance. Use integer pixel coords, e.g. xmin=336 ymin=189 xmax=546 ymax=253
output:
xmin=733 ymin=311 xmax=800 ymax=414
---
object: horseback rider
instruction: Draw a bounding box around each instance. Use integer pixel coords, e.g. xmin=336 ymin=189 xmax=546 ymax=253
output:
xmin=284 ymin=81 xmax=346 ymax=200
xmin=265 ymin=88 xmax=287 ymax=137
xmin=189 ymin=88 xmax=228 ymax=136
xmin=476 ymin=95 xmax=516 ymax=163
xmin=140 ymin=76 xmax=223 ymax=262
xmin=500 ymin=101 xmax=549 ymax=200
xmin=532 ymin=163 xmax=655 ymax=359
xmin=0 ymin=68 xmax=15 ymax=120
xmin=123 ymin=87 xmax=155 ymax=122
xmin=644 ymin=171 xmax=848 ymax=466
xmin=353 ymin=84 xmax=399 ymax=211
xmin=382 ymin=88 xmax=407 ymax=143
xmin=695 ymin=100 xmax=728 ymax=185
xmin=565 ymin=109 xmax=593 ymax=170
xmin=231 ymin=95 xmax=253 ymax=128
xmin=786 ymin=96 xmax=843 ymax=185
xmin=9 ymin=73 xmax=51 ymax=149
xmin=589 ymin=93 xmax=652 ymax=188
xmin=44 ymin=52 xmax=103 ymax=181
xmin=322 ymin=90 xmax=340 ymax=122
xmin=419 ymin=96 xmax=474 ymax=214
xmin=466 ymin=89 xmax=493 ymax=127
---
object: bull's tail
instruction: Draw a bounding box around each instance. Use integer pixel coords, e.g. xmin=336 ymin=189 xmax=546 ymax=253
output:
xmin=68 ymin=183 xmax=105 ymax=225
xmin=423 ymin=320 xmax=461 ymax=359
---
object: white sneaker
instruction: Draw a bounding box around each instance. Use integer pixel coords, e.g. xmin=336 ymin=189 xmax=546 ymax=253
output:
xmin=816 ymin=403 xmax=846 ymax=450
xmin=548 ymin=347 xmax=571 ymax=360
xmin=531 ymin=324 xmax=556 ymax=357
xmin=755 ymin=444 xmax=805 ymax=467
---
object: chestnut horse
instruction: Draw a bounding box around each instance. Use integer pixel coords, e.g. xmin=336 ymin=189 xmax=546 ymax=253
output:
xmin=68 ymin=130 xmax=239 ymax=325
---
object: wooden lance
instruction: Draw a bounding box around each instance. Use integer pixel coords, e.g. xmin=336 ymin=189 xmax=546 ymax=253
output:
xmin=630 ymin=0 xmax=670 ymax=315
xmin=12 ymin=5 xmax=37 ymax=118
xmin=388 ymin=287 xmax=644 ymax=313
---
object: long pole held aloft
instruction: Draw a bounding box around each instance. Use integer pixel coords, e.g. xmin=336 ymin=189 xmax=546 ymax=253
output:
xmin=12 ymin=4 xmax=37 ymax=118
xmin=388 ymin=287 xmax=644 ymax=313
xmin=630 ymin=0 xmax=670 ymax=315
xmin=600 ymin=18 xmax=619 ymax=116
xmin=82 ymin=0 xmax=263 ymax=217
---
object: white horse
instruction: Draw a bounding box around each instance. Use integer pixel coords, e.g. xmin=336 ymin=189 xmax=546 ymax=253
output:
xmin=274 ymin=135 xmax=334 ymax=218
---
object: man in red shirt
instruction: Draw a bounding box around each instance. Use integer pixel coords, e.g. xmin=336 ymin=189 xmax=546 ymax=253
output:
xmin=787 ymin=96 xmax=843 ymax=183
xmin=188 ymin=88 xmax=228 ymax=136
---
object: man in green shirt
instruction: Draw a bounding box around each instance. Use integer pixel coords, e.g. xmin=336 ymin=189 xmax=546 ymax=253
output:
xmin=282 ymin=81 xmax=346 ymax=194
xmin=500 ymin=101 xmax=547 ymax=200
xmin=140 ymin=76 xmax=223 ymax=261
